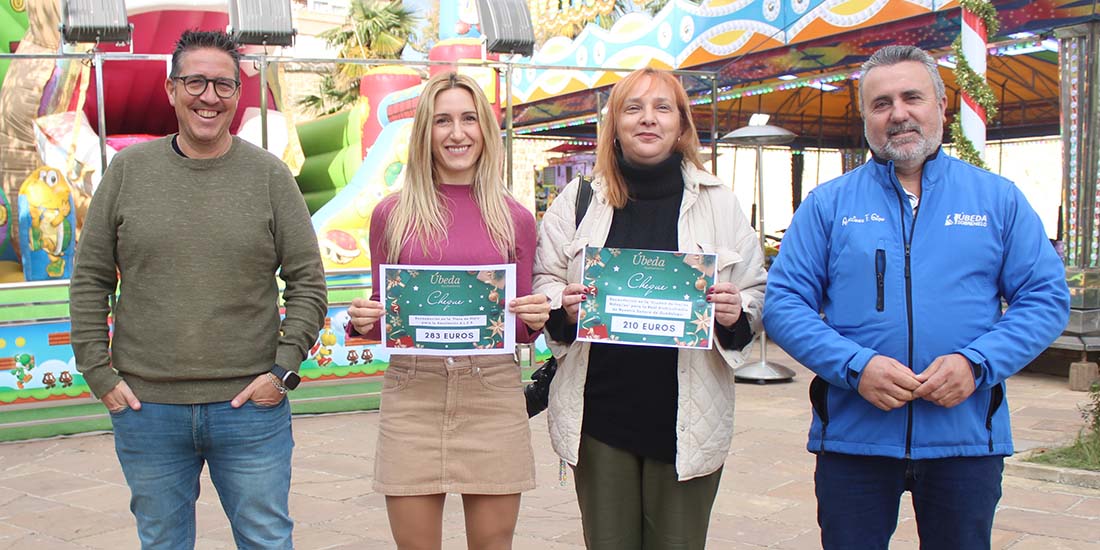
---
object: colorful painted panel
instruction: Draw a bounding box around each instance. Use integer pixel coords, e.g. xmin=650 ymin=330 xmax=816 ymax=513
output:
xmin=513 ymin=0 xmax=1100 ymax=105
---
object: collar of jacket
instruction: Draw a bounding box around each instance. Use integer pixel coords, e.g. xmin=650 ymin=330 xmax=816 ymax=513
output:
xmin=868 ymin=146 xmax=949 ymax=195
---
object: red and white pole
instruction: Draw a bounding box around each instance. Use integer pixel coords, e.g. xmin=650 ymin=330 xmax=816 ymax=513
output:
xmin=960 ymin=6 xmax=988 ymax=158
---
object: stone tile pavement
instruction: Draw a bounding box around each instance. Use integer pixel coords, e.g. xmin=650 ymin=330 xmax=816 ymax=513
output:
xmin=0 ymin=343 xmax=1097 ymax=549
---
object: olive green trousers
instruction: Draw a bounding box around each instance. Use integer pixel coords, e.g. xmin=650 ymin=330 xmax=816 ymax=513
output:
xmin=573 ymin=434 xmax=723 ymax=550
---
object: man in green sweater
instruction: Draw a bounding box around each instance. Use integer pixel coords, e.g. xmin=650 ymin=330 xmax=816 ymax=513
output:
xmin=69 ymin=30 xmax=327 ymax=549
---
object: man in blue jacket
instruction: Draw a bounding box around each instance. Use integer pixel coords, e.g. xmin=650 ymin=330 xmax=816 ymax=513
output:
xmin=764 ymin=45 xmax=1069 ymax=550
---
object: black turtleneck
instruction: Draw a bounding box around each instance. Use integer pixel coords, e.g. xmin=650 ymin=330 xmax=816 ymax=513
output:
xmin=582 ymin=151 xmax=685 ymax=464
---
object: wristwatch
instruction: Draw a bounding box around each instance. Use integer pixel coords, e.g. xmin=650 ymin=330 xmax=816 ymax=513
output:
xmin=270 ymin=364 xmax=301 ymax=390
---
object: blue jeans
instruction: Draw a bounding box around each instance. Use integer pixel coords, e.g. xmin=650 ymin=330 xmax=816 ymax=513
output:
xmin=815 ymin=452 xmax=1003 ymax=550
xmin=111 ymin=400 xmax=294 ymax=549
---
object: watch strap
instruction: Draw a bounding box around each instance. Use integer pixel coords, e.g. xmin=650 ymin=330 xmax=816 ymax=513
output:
xmin=269 ymin=364 xmax=301 ymax=390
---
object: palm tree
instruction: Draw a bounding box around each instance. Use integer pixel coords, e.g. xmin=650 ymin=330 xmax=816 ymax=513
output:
xmin=299 ymin=0 xmax=420 ymax=115
xmin=297 ymin=74 xmax=363 ymax=117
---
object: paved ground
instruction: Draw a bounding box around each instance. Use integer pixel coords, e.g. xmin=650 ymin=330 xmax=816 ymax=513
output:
xmin=0 ymin=343 xmax=1098 ymax=549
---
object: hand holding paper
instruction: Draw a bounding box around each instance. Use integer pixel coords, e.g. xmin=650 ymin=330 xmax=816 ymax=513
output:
xmin=707 ymin=282 xmax=743 ymax=328
xmin=348 ymin=297 xmax=384 ymax=335
xmin=509 ymin=293 xmax=551 ymax=332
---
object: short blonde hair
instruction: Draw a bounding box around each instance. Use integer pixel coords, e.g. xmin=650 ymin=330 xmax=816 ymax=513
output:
xmin=595 ymin=68 xmax=704 ymax=209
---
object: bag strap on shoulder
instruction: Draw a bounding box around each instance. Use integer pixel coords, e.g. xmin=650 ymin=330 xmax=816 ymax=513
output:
xmin=575 ymin=175 xmax=593 ymax=229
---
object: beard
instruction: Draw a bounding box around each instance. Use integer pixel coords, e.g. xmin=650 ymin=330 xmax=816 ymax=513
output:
xmin=870 ymin=121 xmax=942 ymax=164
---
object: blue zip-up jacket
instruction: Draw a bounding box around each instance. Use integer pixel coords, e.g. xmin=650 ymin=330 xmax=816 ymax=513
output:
xmin=763 ymin=150 xmax=1069 ymax=459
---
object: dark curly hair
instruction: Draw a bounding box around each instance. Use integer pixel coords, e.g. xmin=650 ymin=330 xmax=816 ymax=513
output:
xmin=170 ymin=30 xmax=241 ymax=80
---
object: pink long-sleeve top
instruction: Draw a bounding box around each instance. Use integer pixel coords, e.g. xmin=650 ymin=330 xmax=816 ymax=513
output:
xmin=359 ymin=183 xmax=539 ymax=344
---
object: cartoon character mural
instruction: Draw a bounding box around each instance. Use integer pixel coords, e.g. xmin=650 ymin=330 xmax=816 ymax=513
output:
xmin=58 ymin=370 xmax=72 ymax=387
xmin=310 ymin=318 xmax=338 ymax=367
xmin=41 ymin=371 xmax=55 ymax=389
xmin=10 ymin=353 xmax=33 ymax=389
xmin=17 ymin=166 xmax=75 ymax=280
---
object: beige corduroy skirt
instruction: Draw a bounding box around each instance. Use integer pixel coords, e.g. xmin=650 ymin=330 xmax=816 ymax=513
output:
xmin=373 ymin=354 xmax=536 ymax=495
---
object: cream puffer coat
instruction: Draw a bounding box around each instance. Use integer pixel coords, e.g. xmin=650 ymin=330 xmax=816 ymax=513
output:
xmin=533 ymin=162 xmax=768 ymax=481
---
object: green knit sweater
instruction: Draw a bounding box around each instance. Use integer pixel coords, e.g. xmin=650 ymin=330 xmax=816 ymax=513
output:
xmin=70 ymin=136 xmax=328 ymax=404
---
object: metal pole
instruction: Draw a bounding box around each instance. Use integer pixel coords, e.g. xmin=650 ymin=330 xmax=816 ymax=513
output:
xmin=259 ymin=54 xmax=269 ymax=151
xmin=595 ymin=89 xmax=603 ymax=134
xmin=733 ymin=144 xmax=796 ymax=383
xmin=755 ymin=145 xmax=770 ymax=364
xmin=94 ymin=51 xmax=108 ymax=175
xmin=505 ymin=60 xmax=514 ymax=191
xmin=757 ymin=146 xmax=765 ymax=251
xmin=711 ymin=75 xmax=718 ymax=174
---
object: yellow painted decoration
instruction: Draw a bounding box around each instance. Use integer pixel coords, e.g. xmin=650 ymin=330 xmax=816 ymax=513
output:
xmin=708 ymin=29 xmax=748 ymax=47
xmin=829 ymin=0 xmax=878 ymax=17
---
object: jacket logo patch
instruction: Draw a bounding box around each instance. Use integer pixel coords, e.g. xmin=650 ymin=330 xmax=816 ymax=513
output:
xmin=944 ymin=213 xmax=988 ymax=227
xmin=841 ymin=213 xmax=885 ymax=226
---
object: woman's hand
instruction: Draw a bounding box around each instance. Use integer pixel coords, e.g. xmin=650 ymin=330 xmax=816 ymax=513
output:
xmin=707 ymin=282 xmax=743 ymax=328
xmin=348 ymin=297 xmax=384 ymax=334
xmin=510 ymin=293 xmax=551 ymax=332
xmin=560 ymin=283 xmax=589 ymax=324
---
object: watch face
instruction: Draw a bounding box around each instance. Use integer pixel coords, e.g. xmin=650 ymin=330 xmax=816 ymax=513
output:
xmin=284 ymin=371 xmax=302 ymax=390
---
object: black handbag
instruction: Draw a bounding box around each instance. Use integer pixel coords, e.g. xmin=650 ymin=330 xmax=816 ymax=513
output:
xmin=524 ymin=356 xmax=558 ymax=417
xmin=525 ymin=176 xmax=593 ymax=418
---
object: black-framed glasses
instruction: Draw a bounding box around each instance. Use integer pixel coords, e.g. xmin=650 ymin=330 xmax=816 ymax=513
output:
xmin=171 ymin=74 xmax=240 ymax=99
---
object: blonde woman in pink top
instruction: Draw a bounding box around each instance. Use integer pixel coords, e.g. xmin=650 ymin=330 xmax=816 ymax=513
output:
xmin=346 ymin=71 xmax=550 ymax=550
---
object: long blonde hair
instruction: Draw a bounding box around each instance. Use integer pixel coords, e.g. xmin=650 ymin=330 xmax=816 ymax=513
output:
xmin=383 ymin=71 xmax=516 ymax=261
xmin=595 ymin=68 xmax=705 ymax=209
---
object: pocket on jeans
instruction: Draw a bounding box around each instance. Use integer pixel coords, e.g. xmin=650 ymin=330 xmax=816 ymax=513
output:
xmin=108 ymin=405 xmax=133 ymax=417
xmin=248 ymin=398 xmax=284 ymax=410
xmin=475 ymin=364 xmax=523 ymax=392
xmin=382 ymin=365 xmax=414 ymax=392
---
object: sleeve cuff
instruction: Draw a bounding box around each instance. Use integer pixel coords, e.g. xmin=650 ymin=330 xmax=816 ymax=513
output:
xmin=345 ymin=320 xmax=360 ymax=338
xmin=83 ymin=368 xmax=123 ymax=400
xmin=275 ymin=346 xmax=304 ymax=373
xmin=715 ymin=312 xmax=752 ymax=350
xmin=845 ymin=348 xmax=878 ymax=391
xmin=958 ymin=348 xmax=986 ymax=387
xmin=545 ymin=308 xmax=578 ymax=344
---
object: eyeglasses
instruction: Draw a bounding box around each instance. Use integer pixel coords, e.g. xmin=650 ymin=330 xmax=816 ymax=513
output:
xmin=171 ymin=74 xmax=240 ymax=99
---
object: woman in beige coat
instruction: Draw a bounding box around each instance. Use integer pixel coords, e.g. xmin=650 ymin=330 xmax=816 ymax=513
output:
xmin=532 ymin=68 xmax=768 ymax=549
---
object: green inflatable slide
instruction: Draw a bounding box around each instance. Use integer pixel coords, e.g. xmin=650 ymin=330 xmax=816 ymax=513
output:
xmin=0 ymin=2 xmax=29 ymax=88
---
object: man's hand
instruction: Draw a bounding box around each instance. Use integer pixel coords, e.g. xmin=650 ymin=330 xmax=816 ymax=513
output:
xmin=858 ymin=355 xmax=921 ymax=411
xmin=102 ymin=380 xmax=142 ymax=413
xmin=231 ymin=374 xmax=286 ymax=408
xmin=913 ymin=353 xmax=976 ymax=408
xmin=348 ymin=297 xmax=384 ymax=334
xmin=510 ymin=293 xmax=551 ymax=332
xmin=561 ymin=283 xmax=589 ymax=324
xmin=707 ymin=282 xmax=743 ymax=327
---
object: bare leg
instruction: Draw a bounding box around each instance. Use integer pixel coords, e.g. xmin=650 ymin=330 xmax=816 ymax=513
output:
xmin=386 ymin=494 xmax=446 ymax=550
xmin=462 ymin=493 xmax=521 ymax=550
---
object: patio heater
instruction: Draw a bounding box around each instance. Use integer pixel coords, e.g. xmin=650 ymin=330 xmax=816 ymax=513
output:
xmin=721 ymin=124 xmax=797 ymax=383
xmin=228 ymin=0 xmax=297 ymax=152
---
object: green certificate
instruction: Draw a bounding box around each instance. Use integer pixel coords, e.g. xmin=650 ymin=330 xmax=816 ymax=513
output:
xmin=577 ymin=247 xmax=716 ymax=349
xmin=380 ymin=264 xmax=517 ymax=355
